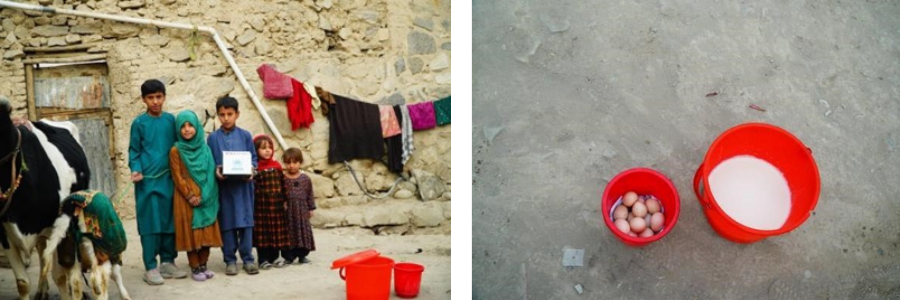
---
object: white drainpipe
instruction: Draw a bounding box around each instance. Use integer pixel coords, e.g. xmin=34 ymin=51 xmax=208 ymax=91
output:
xmin=0 ymin=0 xmax=289 ymax=150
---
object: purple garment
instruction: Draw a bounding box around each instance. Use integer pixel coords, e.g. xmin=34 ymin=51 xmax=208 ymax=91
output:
xmin=407 ymin=102 xmax=436 ymax=131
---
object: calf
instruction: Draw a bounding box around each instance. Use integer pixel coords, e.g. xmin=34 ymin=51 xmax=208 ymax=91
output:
xmin=40 ymin=190 xmax=130 ymax=300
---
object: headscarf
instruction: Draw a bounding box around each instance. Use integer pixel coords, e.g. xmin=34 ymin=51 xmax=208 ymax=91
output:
xmin=253 ymin=134 xmax=282 ymax=171
xmin=174 ymin=110 xmax=219 ymax=229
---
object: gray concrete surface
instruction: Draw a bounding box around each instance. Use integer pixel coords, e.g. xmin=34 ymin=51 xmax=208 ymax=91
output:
xmin=473 ymin=1 xmax=900 ymax=299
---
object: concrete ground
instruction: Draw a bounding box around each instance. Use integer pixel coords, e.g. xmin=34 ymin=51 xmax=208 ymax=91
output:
xmin=0 ymin=218 xmax=450 ymax=299
xmin=473 ymin=1 xmax=900 ymax=299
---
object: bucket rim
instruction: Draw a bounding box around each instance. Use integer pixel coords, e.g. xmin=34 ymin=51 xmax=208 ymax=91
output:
xmin=394 ymin=262 xmax=425 ymax=272
xmin=601 ymin=167 xmax=681 ymax=246
xmin=700 ymin=122 xmax=821 ymax=236
xmin=331 ymin=249 xmax=381 ymax=270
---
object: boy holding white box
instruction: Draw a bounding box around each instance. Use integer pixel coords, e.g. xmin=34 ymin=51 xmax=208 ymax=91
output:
xmin=207 ymin=95 xmax=259 ymax=276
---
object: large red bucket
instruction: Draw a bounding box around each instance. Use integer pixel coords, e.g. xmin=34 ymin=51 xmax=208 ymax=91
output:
xmin=694 ymin=123 xmax=820 ymax=243
xmin=332 ymin=250 xmax=395 ymax=300
xmin=394 ymin=263 xmax=425 ymax=298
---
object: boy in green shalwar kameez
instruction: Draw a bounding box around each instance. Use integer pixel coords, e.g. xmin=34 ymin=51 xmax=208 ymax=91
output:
xmin=128 ymin=79 xmax=188 ymax=285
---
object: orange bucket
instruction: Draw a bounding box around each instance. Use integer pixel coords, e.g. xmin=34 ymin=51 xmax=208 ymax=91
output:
xmin=694 ymin=123 xmax=820 ymax=243
xmin=332 ymin=250 xmax=395 ymax=300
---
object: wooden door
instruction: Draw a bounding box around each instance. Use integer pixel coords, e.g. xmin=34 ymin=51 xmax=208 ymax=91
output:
xmin=29 ymin=62 xmax=116 ymax=195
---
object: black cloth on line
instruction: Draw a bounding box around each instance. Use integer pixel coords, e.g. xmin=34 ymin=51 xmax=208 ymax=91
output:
xmin=386 ymin=105 xmax=404 ymax=173
xmin=327 ymin=94 xmax=385 ymax=163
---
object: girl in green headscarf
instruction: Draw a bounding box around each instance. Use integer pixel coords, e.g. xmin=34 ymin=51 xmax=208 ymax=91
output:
xmin=169 ymin=110 xmax=223 ymax=282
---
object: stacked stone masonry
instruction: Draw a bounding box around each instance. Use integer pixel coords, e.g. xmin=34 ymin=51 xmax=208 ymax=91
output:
xmin=0 ymin=0 xmax=451 ymax=234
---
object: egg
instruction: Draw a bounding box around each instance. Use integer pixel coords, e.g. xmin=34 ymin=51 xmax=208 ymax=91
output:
xmin=628 ymin=232 xmax=638 ymax=237
xmin=644 ymin=214 xmax=651 ymax=225
xmin=639 ymin=228 xmax=654 ymax=238
xmin=614 ymin=219 xmax=631 ymax=234
xmin=650 ymin=212 xmax=665 ymax=232
xmin=646 ymin=199 xmax=661 ymax=214
xmin=623 ymin=191 xmax=638 ymax=207
xmin=629 ymin=217 xmax=647 ymax=233
xmin=632 ymin=201 xmax=648 ymax=218
xmin=613 ymin=205 xmax=629 ymax=220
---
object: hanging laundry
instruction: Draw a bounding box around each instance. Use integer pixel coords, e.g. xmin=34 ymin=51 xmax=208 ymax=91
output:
xmin=256 ymin=64 xmax=293 ymax=99
xmin=327 ymin=94 xmax=384 ymax=163
xmin=399 ymin=105 xmax=415 ymax=164
xmin=286 ymin=79 xmax=315 ymax=130
xmin=385 ymin=105 xmax=405 ymax=173
xmin=434 ymin=96 xmax=451 ymax=126
xmin=303 ymin=82 xmax=322 ymax=110
xmin=379 ymin=105 xmax=402 ymax=138
xmin=316 ymin=86 xmax=336 ymax=116
xmin=407 ymin=101 xmax=437 ymax=131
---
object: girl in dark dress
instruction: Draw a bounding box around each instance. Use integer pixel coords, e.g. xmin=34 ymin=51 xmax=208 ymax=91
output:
xmin=252 ymin=134 xmax=289 ymax=269
xmin=281 ymin=147 xmax=316 ymax=265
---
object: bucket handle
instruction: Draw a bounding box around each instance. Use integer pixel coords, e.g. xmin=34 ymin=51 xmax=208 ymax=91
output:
xmin=693 ymin=163 xmax=712 ymax=210
xmin=339 ymin=267 xmax=346 ymax=281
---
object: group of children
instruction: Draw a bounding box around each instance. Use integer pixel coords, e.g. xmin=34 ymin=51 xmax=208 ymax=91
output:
xmin=129 ymin=79 xmax=317 ymax=284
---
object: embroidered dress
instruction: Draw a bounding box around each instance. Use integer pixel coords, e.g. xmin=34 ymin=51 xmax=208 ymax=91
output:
xmin=284 ymin=174 xmax=316 ymax=251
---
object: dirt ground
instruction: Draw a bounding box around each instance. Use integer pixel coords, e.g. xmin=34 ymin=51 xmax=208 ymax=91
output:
xmin=473 ymin=0 xmax=900 ymax=299
xmin=0 ymin=218 xmax=451 ymax=300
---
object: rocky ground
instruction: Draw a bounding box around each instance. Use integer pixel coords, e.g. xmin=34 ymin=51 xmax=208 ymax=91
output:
xmin=473 ymin=0 xmax=900 ymax=299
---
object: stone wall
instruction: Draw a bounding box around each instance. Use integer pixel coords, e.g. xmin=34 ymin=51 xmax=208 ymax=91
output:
xmin=0 ymin=0 xmax=451 ymax=235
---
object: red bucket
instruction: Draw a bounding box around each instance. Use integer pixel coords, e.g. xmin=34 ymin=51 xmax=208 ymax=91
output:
xmin=601 ymin=168 xmax=681 ymax=247
xmin=394 ymin=263 xmax=425 ymax=298
xmin=332 ymin=250 xmax=395 ymax=300
xmin=694 ymin=123 xmax=820 ymax=243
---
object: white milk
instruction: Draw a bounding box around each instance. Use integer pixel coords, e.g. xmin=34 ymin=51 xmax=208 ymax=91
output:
xmin=708 ymin=155 xmax=791 ymax=230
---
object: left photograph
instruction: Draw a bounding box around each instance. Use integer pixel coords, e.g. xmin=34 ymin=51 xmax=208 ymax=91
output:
xmin=0 ymin=0 xmax=451 ymax=299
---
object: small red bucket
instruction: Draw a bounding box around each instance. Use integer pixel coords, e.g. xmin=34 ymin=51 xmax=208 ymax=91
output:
xmin=394 ymin=263 xmax=425 ymax=298
xmin=601 ymin=168 xmax=681 ymax=247
xmin=694 ymin=123 xmax=820 ymax=243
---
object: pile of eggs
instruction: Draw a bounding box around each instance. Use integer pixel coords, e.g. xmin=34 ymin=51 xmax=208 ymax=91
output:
xmin=612 ymin=191 xmax=666 ymax=238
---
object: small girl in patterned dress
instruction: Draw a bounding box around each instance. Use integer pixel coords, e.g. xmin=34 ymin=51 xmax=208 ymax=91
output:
xmin=251 ymin=134 xmax=290 ymax=269
xmin=281 ymin=147 xmax=316 ymax=265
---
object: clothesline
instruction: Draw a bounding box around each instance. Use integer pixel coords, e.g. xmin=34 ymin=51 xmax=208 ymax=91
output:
xmin=257 ymin=63 xmax=450 ymax=176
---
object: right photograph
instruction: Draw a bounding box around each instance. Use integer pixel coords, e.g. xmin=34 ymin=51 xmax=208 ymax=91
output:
xmin=473 ymin=1 xmax=900 ymax=299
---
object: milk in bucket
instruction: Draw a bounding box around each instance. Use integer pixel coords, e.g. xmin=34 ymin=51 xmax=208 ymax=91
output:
xmin=708 ymin=155 xmax=791 ymax=230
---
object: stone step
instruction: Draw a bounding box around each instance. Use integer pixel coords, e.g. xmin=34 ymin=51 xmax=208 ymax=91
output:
xmin=311 ymin=198 xmax=450 ymax=230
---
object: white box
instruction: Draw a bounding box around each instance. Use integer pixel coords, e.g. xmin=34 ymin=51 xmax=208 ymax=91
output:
xmin=222 ymin=151 xmax=253 ymax=176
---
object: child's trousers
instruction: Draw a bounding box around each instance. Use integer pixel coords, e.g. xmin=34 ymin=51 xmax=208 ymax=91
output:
xmin=140 ymin=233 xmax=178 ymax=270
xmin=257 ymin=247 xmax=282 ymax=264
xmin=221 ymin=227 xmax=254 ymax=264
xmin=187 ymin=247 xmax=212 ymax=269
xmin=282 ymin=247 xmax=311 ymax=263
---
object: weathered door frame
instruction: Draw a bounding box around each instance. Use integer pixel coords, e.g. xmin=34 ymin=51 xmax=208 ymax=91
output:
xmin=23 ymin=50 xmax=117 ymax=166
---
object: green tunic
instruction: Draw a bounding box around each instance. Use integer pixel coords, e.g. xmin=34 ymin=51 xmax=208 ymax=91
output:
xmin=129 ymin=112 xmax=176 ymax=235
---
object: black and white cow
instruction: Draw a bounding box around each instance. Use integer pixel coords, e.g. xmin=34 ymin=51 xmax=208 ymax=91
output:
xmin=0 ymin=99 xmax=128 ymax=300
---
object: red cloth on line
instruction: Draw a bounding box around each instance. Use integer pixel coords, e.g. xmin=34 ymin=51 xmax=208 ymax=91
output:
xmin=256 ymin=64 xmax=293 ymax=99
xmin=287 ymin=79 xmax=314 ymax=130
